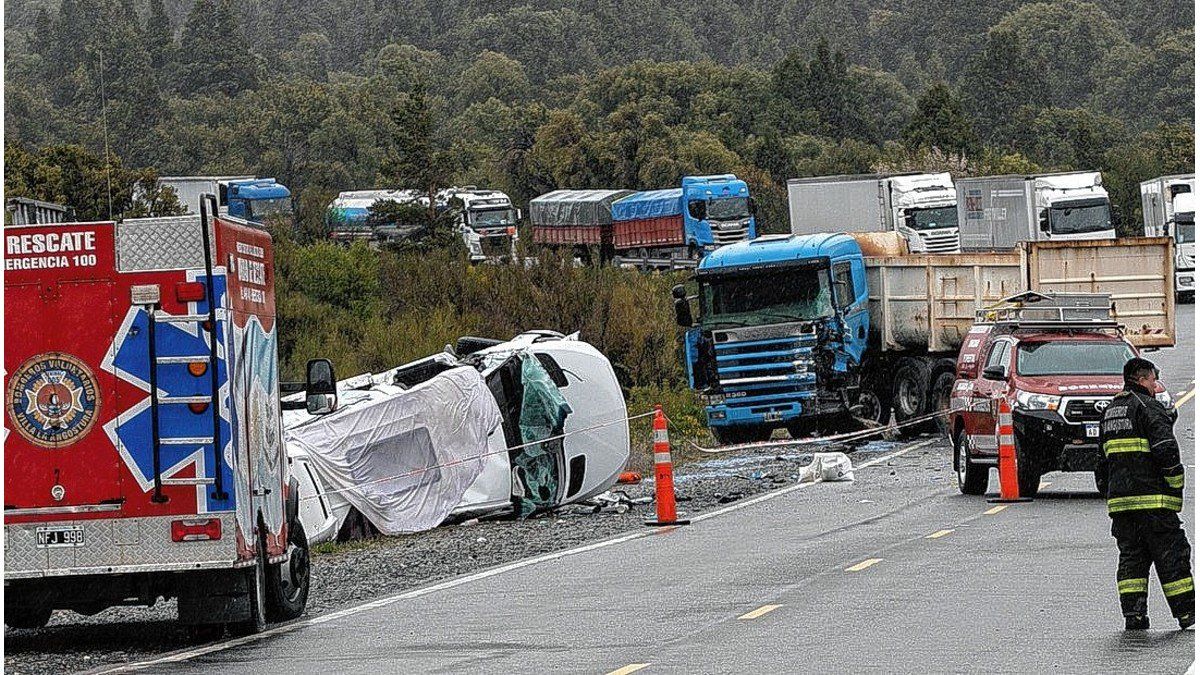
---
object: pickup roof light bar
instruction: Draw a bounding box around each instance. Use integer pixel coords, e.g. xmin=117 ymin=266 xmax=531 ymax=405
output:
xmin=976 ymin=291 xmax=1120 ymax=331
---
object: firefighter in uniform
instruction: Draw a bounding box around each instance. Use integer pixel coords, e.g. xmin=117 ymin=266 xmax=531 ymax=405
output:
xmin=1097 ymin=357 xmax=1194 ymax=630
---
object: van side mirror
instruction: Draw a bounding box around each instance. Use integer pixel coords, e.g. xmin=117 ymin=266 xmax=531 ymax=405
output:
xmin=687 ymin=200 xmax=706 ymax=221
xmin=306 ymin=358 xmax=338 ymax=415
xmin=982 ymin=365 xmax=1007 ymax=381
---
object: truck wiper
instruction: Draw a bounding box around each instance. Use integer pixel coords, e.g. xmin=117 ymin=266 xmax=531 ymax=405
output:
xmin=706 ymin=320 xmax=749 ymax=328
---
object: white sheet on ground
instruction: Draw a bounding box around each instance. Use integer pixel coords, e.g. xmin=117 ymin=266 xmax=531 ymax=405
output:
xmin=284 ymin=366 xmax=503 ymax=535
xmin=798 ymin=452 xmax=854 ymax=483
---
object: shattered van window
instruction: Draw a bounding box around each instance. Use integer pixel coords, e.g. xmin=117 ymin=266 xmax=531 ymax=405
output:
xmin=511 ymin=353 xmax=573 ymax=517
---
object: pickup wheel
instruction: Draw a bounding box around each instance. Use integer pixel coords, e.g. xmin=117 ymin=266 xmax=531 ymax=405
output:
xmin=954 ymin=429 xmax=987 ymax=495
xmin=1094 ymin=470 xmax=1109 ymax=497
xmin=4 ymin=605 xmax=51 ymax=630
xmin=1015 ymin=437 xmax=1042 ymax=498
xmin=266 ymin=520 xmax=311 ymax=622
xmin=892 ymin=358 xmax=932 ymax=438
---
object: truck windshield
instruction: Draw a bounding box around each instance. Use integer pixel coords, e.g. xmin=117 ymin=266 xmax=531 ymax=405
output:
xmin=1175 ymin=215 xmax=1194 ymax=243
xmin=471 ymin=208 xmax=516 ymax=228
xmin=1048 ymin=200 xmax=1111 ymax=235
xmin=907 ymin=205 xmax=957 ymax=231
xmin=700 ymin=267 xmax=833 ymax=329
xmin=1016 ymin=341 xmax=1134 ymax=376
xmin=247 ymin=197 xmax=293 ymax=221
xmin=707 ymin=197 xmax=750 ymax=221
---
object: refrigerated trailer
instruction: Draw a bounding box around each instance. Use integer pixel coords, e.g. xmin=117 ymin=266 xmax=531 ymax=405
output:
xmin=4 ymin=204 xmax=327 ymax=632
xmin=1140 ymin=174 xmax=1194 ymax=301
xmin=955 ymin=172 xmax=1115 ymax=251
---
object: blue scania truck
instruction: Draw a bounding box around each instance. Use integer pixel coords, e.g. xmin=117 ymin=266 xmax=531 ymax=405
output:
xmin=672 ymin=233 xmax=1174 ymax=444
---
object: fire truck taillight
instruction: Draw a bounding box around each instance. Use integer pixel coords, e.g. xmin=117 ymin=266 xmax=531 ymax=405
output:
xmin=171 ymin=518 xmax=222 ymax=542
xmin=175 ymin=282 xmax=206 ymax=303
xmin=187 ymin=362 xmax=208 ymax=377
xmin=188 ymin=402 xmax=210 ymax=414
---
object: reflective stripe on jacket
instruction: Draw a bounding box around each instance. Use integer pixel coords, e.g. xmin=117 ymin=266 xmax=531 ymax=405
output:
xmin=1097 ymin=383 xmax=1184 ymax=515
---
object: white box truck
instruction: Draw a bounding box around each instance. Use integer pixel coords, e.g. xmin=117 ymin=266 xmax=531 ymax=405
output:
xmin=787 ymin=173 xmax=961 ymax=253
xmin=1141 ymin=174 xmax=1194 ymax=301
xmin=956 ymin=172 xmax=1115 ymax=251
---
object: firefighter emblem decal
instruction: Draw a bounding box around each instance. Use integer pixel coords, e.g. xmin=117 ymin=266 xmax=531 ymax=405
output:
xmin=7 ymin=352 xmax=100 ymax=448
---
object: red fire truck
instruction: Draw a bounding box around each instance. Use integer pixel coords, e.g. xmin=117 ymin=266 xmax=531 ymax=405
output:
xmin=4 ymin=199 xmax=328 ymax=633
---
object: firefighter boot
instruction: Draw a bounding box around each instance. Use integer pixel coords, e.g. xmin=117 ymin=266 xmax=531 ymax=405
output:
xmin=1125 ymin=615 xmax=1150 ymax=630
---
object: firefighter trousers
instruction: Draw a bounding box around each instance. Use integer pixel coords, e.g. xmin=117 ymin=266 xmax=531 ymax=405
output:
xmin=1112 ymin=510 xmax=1195 ymax=618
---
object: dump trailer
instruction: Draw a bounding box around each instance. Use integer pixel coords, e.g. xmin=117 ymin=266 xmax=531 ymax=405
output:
xmin=673 ymin=234 xmax=1175 ymax=444
xmin=1140 ymin=174 xmax=1194 ymax=301
xmin=787 ymin=173 xmax=960 ymax=253
xmin=158 ymin=176 xmax=293 ymax=226
xmin=4 ymin=204 xmax=328 ymax=631
xmin=956 ymin=172 xmax=1115 ymax=251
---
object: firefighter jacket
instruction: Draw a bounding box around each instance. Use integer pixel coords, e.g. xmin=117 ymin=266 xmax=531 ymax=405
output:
xmin=1098 ymin=382 xmax=1184 ymax=515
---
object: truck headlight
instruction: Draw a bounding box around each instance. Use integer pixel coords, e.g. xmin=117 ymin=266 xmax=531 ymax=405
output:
xmin=1156 ymin=390 xmax=1174 ymax=408
xmin=1014 ymin=390 xmax=1061 ymax=411
xmin=702 ymin=393 xmax=726 ymax=406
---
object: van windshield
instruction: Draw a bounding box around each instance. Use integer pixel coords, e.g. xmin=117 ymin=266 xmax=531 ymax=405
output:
xmin=1016 ymin=341 xmax=1134 ymax=376
xmin=1048 ymin=199 xmax=1111 ymax=235
xmin=701 ymin=266 xmax=832 ymax=329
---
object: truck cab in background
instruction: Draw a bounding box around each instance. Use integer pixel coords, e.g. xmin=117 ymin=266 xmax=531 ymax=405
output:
xmin=438 ymin=187 xmax=521 ymax=263
xmin=1141 ymin=174 xmax=1194 ymax=302
xmin=788 ymin=173 xmax=960 ymax=254
xmin=325 ymin=189 xmax=427 ymax=244
xmin=956 ymin=172 xmax=1115 ymax=251
xmin=679 ymin=174 xmax=758 ymax=252
xmin=157 ymin=176 xmax=292 ymax=226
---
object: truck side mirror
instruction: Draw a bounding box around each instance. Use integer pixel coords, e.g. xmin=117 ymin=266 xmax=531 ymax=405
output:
xmin=671 ymin=284 xmax=688 ymax=300
xmin=688 ymin=200 xmax=706 ymax=221
xmin=674 ymin=298 xmax=694 ymax=328
xmin=1039 ymin=212 xmax=1051 ymax=234
xmin=306 ymin=358 xmax=338 ymax=415
xmin=982 ymin=365 xmax=1007 ymax=381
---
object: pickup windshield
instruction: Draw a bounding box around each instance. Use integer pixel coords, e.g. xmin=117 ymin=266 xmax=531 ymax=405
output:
xmin=1048 ymin=200 xmax=1111 ymax=235
xmin=706 ymin=197 xmax=750 ymax=221
xmin=907 ymin=205 xmax=957 ymax=231
xmin=470 ymin=208 xmax=516 ymax=228
xmin=1016 ymin=341 xmax=1134 ymax=376
xmin=700 ymin=267 xmax=832 ymax=329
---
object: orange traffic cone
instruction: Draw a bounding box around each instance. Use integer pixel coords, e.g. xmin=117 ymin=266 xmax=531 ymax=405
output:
xmin=645 ymin=405 xmax=689 ymax=526
xmin=988 ymin=397 xmax=1032 ymax=503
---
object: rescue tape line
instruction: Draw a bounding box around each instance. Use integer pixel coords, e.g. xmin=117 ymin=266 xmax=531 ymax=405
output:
xmin=687 ymin=408 xmax=952 ymax=455
xmin=298 ymin=409 xmax=658 ymax=503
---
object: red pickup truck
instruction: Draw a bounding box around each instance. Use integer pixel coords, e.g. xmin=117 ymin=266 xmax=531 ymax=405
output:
xmin=948 ymin=292 xmax=1173 ymax=498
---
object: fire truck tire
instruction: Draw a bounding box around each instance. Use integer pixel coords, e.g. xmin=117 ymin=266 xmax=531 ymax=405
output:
xmin=893 ymin=358 xmax=932 ymax=438
xmin=4 ymin=605 xmax=51 ymax=630
xmin=267 ymin=519 xmax=311 ymax=622
xmin=230 ymin=540 xmax=268 ymax=635
xmin=954 ymin=429 xmax=987 ymax=495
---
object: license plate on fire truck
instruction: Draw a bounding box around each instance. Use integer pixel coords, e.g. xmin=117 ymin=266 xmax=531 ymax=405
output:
xmin=36 ymin=525 xmax=85 ymax=548
xmin=1085 ymin=423 xmax=1100 ymax=438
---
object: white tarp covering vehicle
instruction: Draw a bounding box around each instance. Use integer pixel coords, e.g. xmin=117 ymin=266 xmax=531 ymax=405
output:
xmin=285 ymin=331 xmax=631 ymax=544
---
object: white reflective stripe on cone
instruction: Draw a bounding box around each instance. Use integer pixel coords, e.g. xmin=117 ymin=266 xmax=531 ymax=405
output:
xmin=999 ymin=434 xmax=1014 ymax=447
xmin=654 ymin=452 xmax=672 ymax=464
xmin=654 ymin=430 xmax=669 ymax=444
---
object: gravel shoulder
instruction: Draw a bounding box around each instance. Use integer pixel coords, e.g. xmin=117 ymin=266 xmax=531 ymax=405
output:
xmin=4 ymin=436 xmax=948 ymax=675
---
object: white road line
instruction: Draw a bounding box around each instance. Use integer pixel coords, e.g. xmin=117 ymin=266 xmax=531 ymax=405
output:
xmin=97 ymin=436 xmax=940 ymax=673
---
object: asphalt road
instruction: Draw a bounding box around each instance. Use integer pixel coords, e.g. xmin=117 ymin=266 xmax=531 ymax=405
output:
xmin=102 ymin=305 xmax=1196 ymax=674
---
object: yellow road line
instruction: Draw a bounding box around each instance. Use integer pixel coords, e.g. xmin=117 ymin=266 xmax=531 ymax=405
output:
xmin=846 ymin=558 xmax=883 ymax=572
xmin=984 ymin=504 xmax=1008 ymax=515
xmin=606 ymin=664 xmax=650 ymax=675
xmin=738 ymin=604 xmax=782 ymax=620
xmin=925 ymin=529 xmax=955 ymax=539
xmin=1176 ymin=388 xmax=1196 ymax=409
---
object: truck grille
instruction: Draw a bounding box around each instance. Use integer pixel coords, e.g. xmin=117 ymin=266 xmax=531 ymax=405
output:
xmin=712 ymin=322 xmax=818 ymax=406
xmin=479 ymin=235 xmax=511 ymax=258
xmin=711 ymin=220 xmax=750 ymax=246
xmin=1062 ymin=397 xmax=1112 ymax=424
xmin=918 ymin=230 xmax=961 ymax=254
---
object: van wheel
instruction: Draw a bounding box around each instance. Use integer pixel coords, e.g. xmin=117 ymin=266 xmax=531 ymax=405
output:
xmin=267 ymin=520 xmax=311 ymax=622
xmin=5 ymin=605 xmax=51 ymax=630
xmin=955 ymin=429 xmax=987 ymax=495
xmin=230 ymin=535 xmax=268 ymax=635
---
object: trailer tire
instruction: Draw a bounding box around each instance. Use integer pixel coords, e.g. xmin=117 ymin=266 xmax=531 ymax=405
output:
xmin=857 ymin=388 xmax=892 ymax=428
xmin=892 ymin=358 xmax=931 ymax=438
xmin=267 ymin=519 xmax=311 ymax=623
xmin=928 ymin=369 xmax=956 ymax=436
xmin=5 ymin=605 xmax=51 ymax=630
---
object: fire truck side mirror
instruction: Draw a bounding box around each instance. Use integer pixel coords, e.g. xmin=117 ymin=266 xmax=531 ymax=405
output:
xmin=306 ymin=358 xmax=338 ymax=415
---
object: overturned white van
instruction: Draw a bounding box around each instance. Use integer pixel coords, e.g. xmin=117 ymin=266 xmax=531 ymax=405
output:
xmin=284 ymin=331 xmax=631 ymax=544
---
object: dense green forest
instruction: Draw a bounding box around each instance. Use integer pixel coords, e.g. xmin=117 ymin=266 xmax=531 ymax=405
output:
xmin=3 ymin=0 xmax=1194 ymax=429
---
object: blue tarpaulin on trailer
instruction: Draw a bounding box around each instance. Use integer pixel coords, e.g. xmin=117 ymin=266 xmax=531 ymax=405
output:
xmin=611 ymin=189 xmax=683 ymax=222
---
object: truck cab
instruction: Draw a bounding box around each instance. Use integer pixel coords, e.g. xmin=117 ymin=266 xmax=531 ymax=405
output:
xmin=225 ymin=178 xmax=292 ymax=224
xmin=681 ymin=174 xmax=758 ymax=251
xmin=438 ymin=187 xmax=521 ymax=262
xmin=1172 ymin=193 xmax=1195 ymax=300
xmin=948 ymin=292 xmax=1172 ymax=498
xmin=677 ymin=233 xmax=868 ymax=444
xmin=888 ymin=173 xmax=960 ymax=253
xmin=1032 ymin=173 xmax=1114 ymax=242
